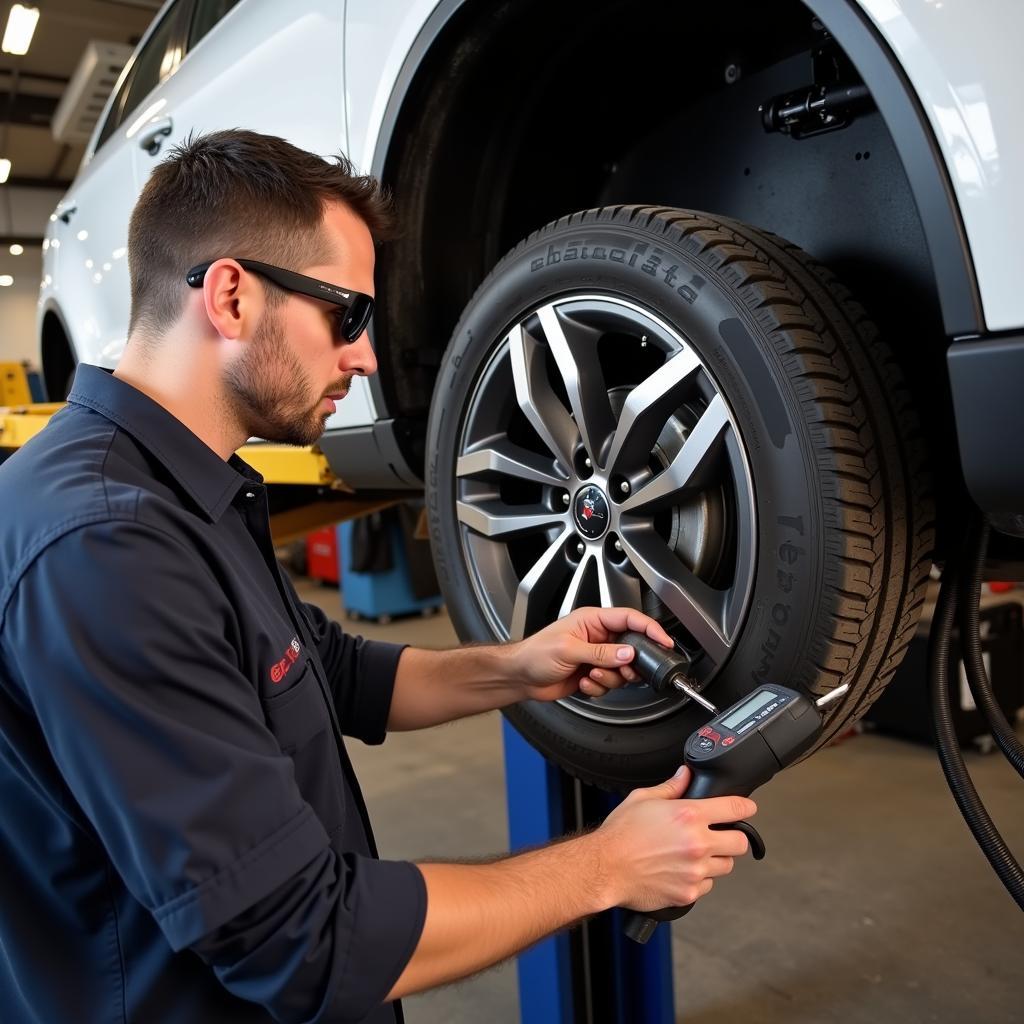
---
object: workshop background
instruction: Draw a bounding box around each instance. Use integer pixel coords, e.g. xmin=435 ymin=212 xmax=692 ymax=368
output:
xmin=0 ymin=3 xmax=1022 ymax=1023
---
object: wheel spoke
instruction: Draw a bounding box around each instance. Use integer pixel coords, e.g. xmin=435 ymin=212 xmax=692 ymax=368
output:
xmin=537 ymin=304 xmax=616 ymax=466
xmin=457 ymin=500 xmax=565 ymax=539
xmin=619 ymin=394 xmax=731 ymax=517
xmin=558 ymin=551 xmax=594 ymax=619
xmin=508 ymin=323 xmax=578 ymax=473
xmin=597 ymin=559 xmax=643 ymax=610
xmin=619 ymin=527 xmax=730 ymax=664
xmin=510 ymin=527 xmax=573 ymax=639
xmin=604 ymin=345 xmax=702 ymax=476
xmin=457 ymin=438 xmax=569 ymax=486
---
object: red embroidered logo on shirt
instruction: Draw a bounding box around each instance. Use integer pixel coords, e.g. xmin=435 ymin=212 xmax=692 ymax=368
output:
xmin=270 ymin=638 xmax=302 ymax=684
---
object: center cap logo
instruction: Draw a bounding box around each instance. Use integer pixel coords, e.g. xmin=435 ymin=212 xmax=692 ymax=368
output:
xmin=574 ymin=485 xmax=609 ymax=539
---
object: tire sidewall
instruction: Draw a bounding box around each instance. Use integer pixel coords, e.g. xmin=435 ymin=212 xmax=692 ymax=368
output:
xmin=427 ymin=217 xmax=824 ymax=787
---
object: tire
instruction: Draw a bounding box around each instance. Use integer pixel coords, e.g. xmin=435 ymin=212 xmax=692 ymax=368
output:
xmin=426 ymin=205 xmax=934 ymax=790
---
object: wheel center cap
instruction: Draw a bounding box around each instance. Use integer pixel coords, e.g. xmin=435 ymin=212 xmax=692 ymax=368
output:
xmin=574 ymin=484 xmax=610 ymax=539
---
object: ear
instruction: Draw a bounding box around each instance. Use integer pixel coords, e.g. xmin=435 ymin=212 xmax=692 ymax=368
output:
xmin=200 ymin=259 xmax=264 ymax=340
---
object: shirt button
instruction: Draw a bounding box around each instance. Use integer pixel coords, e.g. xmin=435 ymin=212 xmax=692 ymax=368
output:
xmin=245 ymin=491 xmax=255 ymax=500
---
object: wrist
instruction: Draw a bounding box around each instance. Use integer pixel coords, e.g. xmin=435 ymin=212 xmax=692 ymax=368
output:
xmin=496 ymin=639 xmax=529 ymax=696
xmin=569 ymin=829 xmax=620 ymax=914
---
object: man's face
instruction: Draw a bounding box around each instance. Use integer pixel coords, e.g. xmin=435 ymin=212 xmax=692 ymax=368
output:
xmin=224 ymin=202 xmax=378 ymax=446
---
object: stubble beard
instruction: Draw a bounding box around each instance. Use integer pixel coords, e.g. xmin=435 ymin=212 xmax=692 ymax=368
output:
xmin=224 ymin=311 xmax=349 ymax=447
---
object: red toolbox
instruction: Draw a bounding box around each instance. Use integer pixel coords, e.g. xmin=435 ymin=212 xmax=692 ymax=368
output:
xmin=305 ymin=526 xmax=340 ymax=584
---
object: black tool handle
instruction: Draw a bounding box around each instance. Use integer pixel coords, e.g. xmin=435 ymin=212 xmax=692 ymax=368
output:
xmin=618 ymin=631 xmax=689 ymax=693
xmin=622 ymin=772 xmax=763 ymax=944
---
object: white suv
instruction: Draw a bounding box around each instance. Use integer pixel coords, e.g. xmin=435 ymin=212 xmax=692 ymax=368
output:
xmin=39 ymin=0 xmax=1024 ymax=789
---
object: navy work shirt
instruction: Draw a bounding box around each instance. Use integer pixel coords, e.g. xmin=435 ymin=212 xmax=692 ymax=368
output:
xmin=0 ymin=365 xmax=427 ymax=1023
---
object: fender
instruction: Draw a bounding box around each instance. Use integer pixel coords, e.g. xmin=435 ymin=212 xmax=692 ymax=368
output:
xmin=371 ymin=0 xmax=983 ymax=339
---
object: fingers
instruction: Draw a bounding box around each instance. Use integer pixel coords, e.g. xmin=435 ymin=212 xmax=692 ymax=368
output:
xmin=574 ymin=606 xmax=674 ymax=648
xmin=576 ymin=639 xmax=638 ymax=669
xmin=560 ymin=638 xmax=641 ymax=692
xmin=578 ymin=676 xmax=606 ymax=698
xmin=577 ymin=665 xmax=638 ymax=697
xmin=709 ymin=829 xmax=751 ymax=858
xmin=627 ymin=767 xmax=690 ymax=803
xmin=705 ymin=856 xmax=736 ymax=879
xmin=699 ymin=794 xmax=758 ymax=825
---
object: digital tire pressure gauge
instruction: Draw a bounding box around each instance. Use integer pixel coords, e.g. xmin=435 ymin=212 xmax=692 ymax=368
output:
xmin=615 ymin=632 xmax=848 ymax=944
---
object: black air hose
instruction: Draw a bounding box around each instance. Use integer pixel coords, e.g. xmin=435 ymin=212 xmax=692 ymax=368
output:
xmin=929 ymin=555 xmax=1024 ymax=910
xmin=958 ymin=515 xmax=1024 ymax=778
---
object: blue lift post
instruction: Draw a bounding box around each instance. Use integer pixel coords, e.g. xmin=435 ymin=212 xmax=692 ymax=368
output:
xmin=502 ymin=719 xmax=675 ymax=1024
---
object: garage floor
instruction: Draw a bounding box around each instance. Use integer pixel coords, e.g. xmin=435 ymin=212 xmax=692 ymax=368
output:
xmin=295 ymin=578 xmax=1024 ymax=1024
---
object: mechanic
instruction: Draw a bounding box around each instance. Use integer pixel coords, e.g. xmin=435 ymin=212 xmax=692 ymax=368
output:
xmin=0 ymin=130 xmax=756 ymax=1024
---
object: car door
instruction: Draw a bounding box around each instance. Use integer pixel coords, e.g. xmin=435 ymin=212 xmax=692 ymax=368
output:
xmin=127 ymin=0 xmax=369 ymax=429
xmin=46 ymin=0 xmax=191 ymax=371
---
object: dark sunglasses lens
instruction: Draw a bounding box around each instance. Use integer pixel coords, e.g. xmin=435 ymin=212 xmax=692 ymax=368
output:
xmin=342 ymin=296 xmax=374 ymax=341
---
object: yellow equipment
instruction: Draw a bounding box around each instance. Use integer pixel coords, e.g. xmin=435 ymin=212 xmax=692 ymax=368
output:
xmin=0 ymin=399 xmax=405 ymax=543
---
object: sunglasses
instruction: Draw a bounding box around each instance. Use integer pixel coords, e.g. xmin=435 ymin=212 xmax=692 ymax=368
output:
xmin=185 ymin=258 xmax=375 ymax=343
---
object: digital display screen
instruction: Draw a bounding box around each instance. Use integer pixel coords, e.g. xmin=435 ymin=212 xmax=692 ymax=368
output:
xmin=720 ymin=689 xmax=777 ymax=729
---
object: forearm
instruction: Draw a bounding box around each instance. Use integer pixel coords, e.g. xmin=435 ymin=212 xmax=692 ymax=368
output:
xmin=387 ymin=644 xmax=524 ymax=730
xmin=388 ymin=831 xmax=613 ymax=1000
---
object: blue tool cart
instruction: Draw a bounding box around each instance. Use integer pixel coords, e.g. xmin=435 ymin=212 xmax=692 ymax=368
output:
xmin=338 ymin=509 xmax=443 ymax=623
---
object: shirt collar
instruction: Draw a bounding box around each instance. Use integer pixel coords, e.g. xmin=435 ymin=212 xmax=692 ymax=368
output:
xmin=67 ymin=364 xmax=262 ymax=522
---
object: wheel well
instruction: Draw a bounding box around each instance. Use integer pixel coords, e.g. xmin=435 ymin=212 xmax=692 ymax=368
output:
xmin=374 ymin=0 xmax=960 ymax=516
xmin=40 ymin=311 xmax=76 ymax=401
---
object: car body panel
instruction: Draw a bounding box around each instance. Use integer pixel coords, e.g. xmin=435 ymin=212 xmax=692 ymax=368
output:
xmin=857 ymin=0 xmax=1023 ymax=333
xmin=344 ymin=0 xmax=442 ymax=175
xmin=40 ymin=0 xmax=376 ymax=430
xmin=43 ymin=123 xmax=138 ymax=370
xmin=36 ymin=0 xmax=1024 ymax=491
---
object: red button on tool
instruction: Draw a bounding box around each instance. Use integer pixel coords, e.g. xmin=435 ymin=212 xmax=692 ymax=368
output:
xmin=722 ymin=736 xmax=735 ymax=746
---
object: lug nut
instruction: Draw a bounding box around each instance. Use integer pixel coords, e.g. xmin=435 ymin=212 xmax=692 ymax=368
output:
xmin=562 ymin=492 xmax=571 ymax=505
xmin=620 ymin=480 xmax=630 ymax=495
xmin=584 ymin=457 xmax=592 ymax=469
xmin=614 ymin=539 xmax=623 ymax=552
xmin=576 ymin=542 xmax=585 ymax=556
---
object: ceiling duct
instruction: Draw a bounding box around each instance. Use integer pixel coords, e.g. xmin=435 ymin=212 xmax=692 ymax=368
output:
xmin=51 ymin=40 xmax=133 ymax=145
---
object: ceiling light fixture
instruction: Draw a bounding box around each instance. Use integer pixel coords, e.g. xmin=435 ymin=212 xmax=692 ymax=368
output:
xmin=2 ymin=4 xmax=39 ymax=56
xmin=0 ymin=159 xmax=11 ymax=184
xmin=0 ymin=275 xmax=14 ymax=287
xmin=9 ymin=243 xmax=23 ymax=255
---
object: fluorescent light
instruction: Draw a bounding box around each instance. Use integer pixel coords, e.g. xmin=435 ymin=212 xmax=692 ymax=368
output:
xmin=0 ymin=158 xmax=10 ymax=184
xmin=9 ymin=243 xmax=22 ymax=255
xmin=2 ymin=5 xmax=39 ymax=56
xmin=0 ymin=275 xmax=14 ymax=287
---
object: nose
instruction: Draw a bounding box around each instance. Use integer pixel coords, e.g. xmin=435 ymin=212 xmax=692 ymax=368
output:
xmin=341 ymin=334 xmax=377 ymax=378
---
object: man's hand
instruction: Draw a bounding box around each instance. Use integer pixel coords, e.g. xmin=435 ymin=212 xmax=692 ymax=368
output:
xmin=593 ymin=767 xmax=757 ymax=911
xmin=509 ymin=606 xmax=674 ymax=702
xmin=390 ymin=765 xmax=756 ymax=1000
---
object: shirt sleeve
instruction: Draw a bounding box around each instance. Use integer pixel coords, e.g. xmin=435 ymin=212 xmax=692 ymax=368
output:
xmin=2 ymin=521 xmax=424 ymax=1022
xmin=290 ymin=583 xmax=407 ymax=745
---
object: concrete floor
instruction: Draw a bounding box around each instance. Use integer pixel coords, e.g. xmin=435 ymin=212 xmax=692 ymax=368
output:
xmin=296 ymin=578 xmax=1024 ymax=1024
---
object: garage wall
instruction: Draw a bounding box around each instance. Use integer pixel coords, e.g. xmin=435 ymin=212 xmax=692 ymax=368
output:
xmin=0 ymin=266 xmax=41 ymax=368
xmin=0 ymin=186 xmax=67 ymax=371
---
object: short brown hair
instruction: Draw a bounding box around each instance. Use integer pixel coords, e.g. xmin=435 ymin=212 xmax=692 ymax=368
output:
xmin=126 ymin=129 xmax=393 ymax=336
